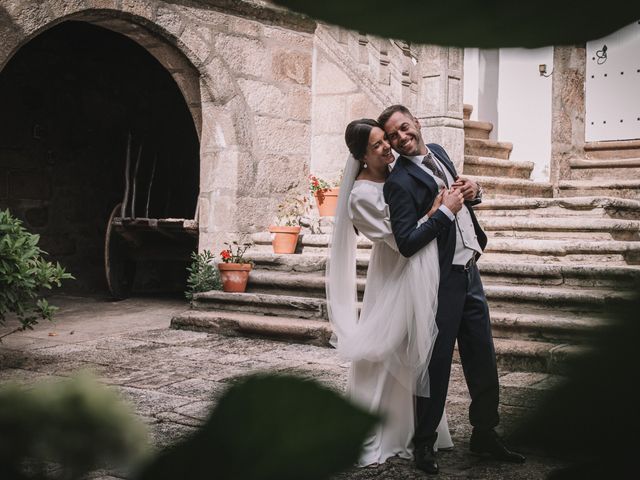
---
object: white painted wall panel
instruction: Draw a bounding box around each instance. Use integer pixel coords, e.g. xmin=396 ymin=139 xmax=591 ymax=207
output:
xmin=586 ymin=20 xmax=640 ymax=141
xmin=497 ymin=47 xmax=553 ymax=181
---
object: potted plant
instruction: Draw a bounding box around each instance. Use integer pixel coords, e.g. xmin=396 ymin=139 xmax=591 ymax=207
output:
xmin=269 ymin=196 xmax=306 ymax=254
xmin=217 ymin=240 xmax=253 ymax=293
xmin=309 ymin=174 xmax=341 ymax=217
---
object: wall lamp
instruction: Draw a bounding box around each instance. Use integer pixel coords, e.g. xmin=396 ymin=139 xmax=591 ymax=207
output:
xmin=539 ymin=64 xmax=553 ymax=77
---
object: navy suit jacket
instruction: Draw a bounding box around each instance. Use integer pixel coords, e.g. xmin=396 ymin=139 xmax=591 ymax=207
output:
xmin=383 ymin=143 xmax=487 ymax=278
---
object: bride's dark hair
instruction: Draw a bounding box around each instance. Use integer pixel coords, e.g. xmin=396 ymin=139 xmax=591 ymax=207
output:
xmin=345 ymin=118 xmax=380 ymax=161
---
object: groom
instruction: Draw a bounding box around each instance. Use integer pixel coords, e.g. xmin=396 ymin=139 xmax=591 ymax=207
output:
xmin=378 ymin=105 xmax=525 ymax=474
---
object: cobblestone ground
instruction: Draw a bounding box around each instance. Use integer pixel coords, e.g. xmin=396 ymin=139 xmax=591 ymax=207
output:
xmin=0 ymin=296 xmax=566 ymax=479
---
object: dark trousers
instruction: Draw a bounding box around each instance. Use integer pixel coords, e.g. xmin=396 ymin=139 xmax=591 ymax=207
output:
xmin=413 ymin=264 xmax=500 ymax=448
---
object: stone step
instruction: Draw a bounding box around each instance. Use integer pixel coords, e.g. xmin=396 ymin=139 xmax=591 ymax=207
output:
xmin=463 ymin=155 xmax=533 ymax=179
xmin=191 ymin=291 xmax=326 ymax=319
xmin=482 ymin=216 xmax=640 ymax=241
xmin=584 ymin=139 xmax=640 ymax=160
xmin=475 ymin=196 xmax=640 ymax=220
xmin=251 ymin=231 xmax=372 ymax=254
xmin=490 ymin=309 xmax=607 ymax=342
xmin=479 ymin=263 xmax=640 ymax=288
xmin=172 ymin=307 xmax=583 ymax=375
xmin=198 ymin=275 xmax=632 ymax=318
xmin=245 ymin=253 xmax=640 ymax=288
xmin=558 ymin=179 xmax=640 ymax=200
xmin=499 ymin=372 xmax=566 ymax=409
xmin=465 ymin=175 xmax=553 ymax=198
xmin=568 ymin=158 xmax=640 ymax=180
xmin=464 ymin=138 xmax=513 ymax=160
xmin=485 ymin=284 xmax=633 ymax=312
xmin=490 ymin=338 xmax=583 ymax=374
xmin=482 ymin=244 xmax=640 ymax=266
xmin=170 ymin=310 xmax=332 ymax=346
xmin=464 ymin=119 xmax=493 ymax=139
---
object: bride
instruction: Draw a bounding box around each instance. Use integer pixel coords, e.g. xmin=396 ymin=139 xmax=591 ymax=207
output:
xmin=326 ymin=119 xmax=452 ymax=467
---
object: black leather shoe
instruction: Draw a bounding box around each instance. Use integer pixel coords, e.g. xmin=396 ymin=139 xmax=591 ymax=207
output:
xmin=415 ymin=443 xmax=439 ymax=474
xmin=469 ymin=429 xmax=526 ymax=463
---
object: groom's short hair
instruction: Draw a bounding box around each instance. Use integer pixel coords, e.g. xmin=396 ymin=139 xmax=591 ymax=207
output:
xmin=378 ymin=104 xmax=414 ymax=129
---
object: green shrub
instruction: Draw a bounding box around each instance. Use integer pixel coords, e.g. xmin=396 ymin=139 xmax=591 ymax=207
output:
xmin=185 ymin=249 xmax=221 ymax=300
xmin=0 ymin=209 xmax=73 ymax=339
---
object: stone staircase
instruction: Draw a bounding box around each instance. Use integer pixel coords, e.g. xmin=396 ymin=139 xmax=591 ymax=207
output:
xmin=462 ymin=104 xmax=553 ymax=199
xmin=172 ymin=103 xmax=640 ymax=411
xmin=559 ymin=140 xmax=640 ymax=200
xmin=172 ymin=190 xmax=640 ymax=407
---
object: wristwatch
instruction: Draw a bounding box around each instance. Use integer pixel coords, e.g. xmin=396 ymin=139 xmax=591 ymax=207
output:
xmin=475 ymin=182 xmax=484 ymax=201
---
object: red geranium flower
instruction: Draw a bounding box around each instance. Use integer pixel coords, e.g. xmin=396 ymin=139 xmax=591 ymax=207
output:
xmin=221 ymin=250 xmax=231 ymax=261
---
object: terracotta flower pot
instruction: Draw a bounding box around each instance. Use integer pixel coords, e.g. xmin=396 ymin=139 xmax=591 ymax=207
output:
xmin=314 ymin=188 xmax=339 ymax=217
xmin=269 ymin=225 xmax=301 ymax=254
xmin=217 ymin=262 xmax=252 ymax=293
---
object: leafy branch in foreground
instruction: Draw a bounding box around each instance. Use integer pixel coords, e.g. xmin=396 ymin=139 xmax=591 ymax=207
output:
xmin=0 ymin=209 xmax=74 ymax=340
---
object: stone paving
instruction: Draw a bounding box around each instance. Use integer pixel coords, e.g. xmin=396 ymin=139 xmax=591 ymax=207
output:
xmin=0 ymin=296 xmax=566 ymax=479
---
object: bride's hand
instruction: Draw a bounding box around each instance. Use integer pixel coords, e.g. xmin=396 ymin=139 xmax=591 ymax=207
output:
xmin=426 ymin=190 xmax=445 ymax=217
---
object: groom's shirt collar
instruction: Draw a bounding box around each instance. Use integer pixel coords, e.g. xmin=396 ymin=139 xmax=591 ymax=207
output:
xmin=405 ymin=146 xmax=433 ymax=166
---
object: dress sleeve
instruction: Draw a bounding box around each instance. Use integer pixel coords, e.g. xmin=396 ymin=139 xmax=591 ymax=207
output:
xmin=348 ymin=185 xmax=399 ymax=251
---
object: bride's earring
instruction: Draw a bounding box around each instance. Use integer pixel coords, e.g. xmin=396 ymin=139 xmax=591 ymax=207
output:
xmin=363 ymin=163 xmax=368 ymax=169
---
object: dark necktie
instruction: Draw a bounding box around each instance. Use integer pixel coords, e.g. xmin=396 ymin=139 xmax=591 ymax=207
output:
xmin=422 ymin=152 xmax=449 ymax=187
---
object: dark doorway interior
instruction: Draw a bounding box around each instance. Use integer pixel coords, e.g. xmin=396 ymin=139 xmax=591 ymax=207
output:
xmin=0 ymin=21 xmax=200 ymax=295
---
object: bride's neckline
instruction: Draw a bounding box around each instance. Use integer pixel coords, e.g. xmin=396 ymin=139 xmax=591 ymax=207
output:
xmin=354 ymin=178 xmax=385 ymax=185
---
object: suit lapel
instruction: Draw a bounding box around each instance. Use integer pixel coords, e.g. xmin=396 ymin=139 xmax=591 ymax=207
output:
xmin=397 ymin=156 xmax=438 ymax=191
xmin=428 ymin=145 xmax=458 ymax=180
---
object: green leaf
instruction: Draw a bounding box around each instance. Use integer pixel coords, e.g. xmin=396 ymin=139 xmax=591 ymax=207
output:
xmin=138 ymin=374 xmax=378 ymax=480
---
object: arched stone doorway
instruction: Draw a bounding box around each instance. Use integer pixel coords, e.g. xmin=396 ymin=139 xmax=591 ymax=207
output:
xmin=0 ymin=20 xmax=201 ymax=296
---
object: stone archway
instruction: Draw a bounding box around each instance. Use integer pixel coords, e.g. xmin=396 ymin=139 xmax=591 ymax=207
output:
xmin=0 ymin=2 xmax=254 ymax=294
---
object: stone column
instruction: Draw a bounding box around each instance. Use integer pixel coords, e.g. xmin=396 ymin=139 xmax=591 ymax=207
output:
xmin=550 ymin=45 xmax=586 ymax=192
xmin=413 ymin=45 xmax=465 ymax=171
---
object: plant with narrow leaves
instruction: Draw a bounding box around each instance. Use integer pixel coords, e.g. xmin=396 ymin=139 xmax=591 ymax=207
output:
xmin=0 ymin=209 xmax=73 ymax=341
xmin=185 ymin=249 xmax=222 ymax=300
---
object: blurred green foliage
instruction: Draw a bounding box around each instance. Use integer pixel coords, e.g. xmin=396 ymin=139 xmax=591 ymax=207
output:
xmin=0 ymin=373 xmax=377 ymax=480
xmin=271 ymin=1 xmax=640 ymax=48
xmin=0 ymin=374 xmax=149 ymax=480
xmin=137 ymin=373 xmax=378 ymax=480
xmin=511 ymin=294 xmax=640 ymax=478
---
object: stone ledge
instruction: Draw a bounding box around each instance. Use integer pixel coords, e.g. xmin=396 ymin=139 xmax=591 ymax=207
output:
xmin=170 ymin=310 xmax=331 ymax=346
xmin=465 ymin=175 xmax=553 ymax=198
xmin=464 ymin=155 xmax=533 ymax=170
xmin=499 ymin=372 xmax=566 ymax=408
xmin=192 ymin=291 xmax=326 ymax=318
xmin=481 ymin=216 xmax=640 ymax=232
xmin=569 ymin=157 xmax=640 ymax=168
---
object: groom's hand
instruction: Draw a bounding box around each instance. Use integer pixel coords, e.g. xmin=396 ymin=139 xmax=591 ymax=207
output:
xmin=452 ymin=177 xmax=479 ymax=201
xmin=442 ymin=188 xmax=464 ymax=214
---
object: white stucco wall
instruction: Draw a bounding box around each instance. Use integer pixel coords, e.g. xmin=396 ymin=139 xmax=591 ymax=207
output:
xmin=497 ymin=47 xmax=553 ymax=181
xmin=464 ymin=47 xmax=553 ymax=181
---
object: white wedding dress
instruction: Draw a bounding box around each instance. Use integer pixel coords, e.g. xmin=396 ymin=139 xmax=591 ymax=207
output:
xmin=328 ymin=178 xmax=453 ymax=467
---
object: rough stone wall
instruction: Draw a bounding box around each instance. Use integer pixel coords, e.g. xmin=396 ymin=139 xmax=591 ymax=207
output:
xmin=0 ymin=0 xmax=316 ymax=258
xmin=311 ymin=46 xmax=382 ymax=181
xmin=550 ymin=45 xmax=586 ymax=190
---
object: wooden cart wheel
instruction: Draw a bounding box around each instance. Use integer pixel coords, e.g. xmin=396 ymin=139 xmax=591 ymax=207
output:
xmin=105 ymin=203 xmax=136 ymax=299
